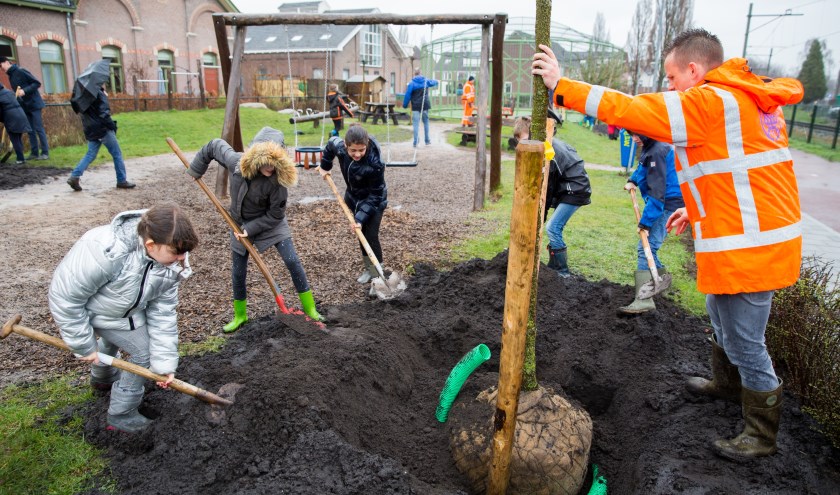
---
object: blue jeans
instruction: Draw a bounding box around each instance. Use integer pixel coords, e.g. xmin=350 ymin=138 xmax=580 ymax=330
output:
xmin=707 ymin=291 xmax=779 ymax=391
xmin=71 ymin=130 xmax=127 ymax=183
xmin=545 ymin=203 xmax=580 ymax=249
xmin=412 ymin=110 xmax=430 ymax=146
xmin=636 ymin=209 xmax=674 ymax=270
xmin=25 ymin=109 xmax=49 ymax=156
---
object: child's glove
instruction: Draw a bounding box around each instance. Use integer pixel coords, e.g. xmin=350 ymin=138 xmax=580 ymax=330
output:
xmin=544 ymin=139 xmax=555 ymax=162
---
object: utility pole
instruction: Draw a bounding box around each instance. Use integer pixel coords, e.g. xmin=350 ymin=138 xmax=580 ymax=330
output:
xmin=742 ymin=2 xmax=803 ymax=58
xmin=766 ymin=48 xmax=773 ymax=74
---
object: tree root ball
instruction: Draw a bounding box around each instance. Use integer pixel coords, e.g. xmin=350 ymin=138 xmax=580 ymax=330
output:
xmin=449 ymin=385 xmax=592 ymax=495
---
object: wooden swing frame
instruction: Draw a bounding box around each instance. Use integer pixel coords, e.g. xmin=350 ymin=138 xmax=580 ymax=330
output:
xmin=212 ymin=12 xmax=507 ymax=211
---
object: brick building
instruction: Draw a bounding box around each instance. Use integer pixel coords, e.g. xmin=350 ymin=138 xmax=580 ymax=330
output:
xmin=0 ymin=0 xmax=238 ymax=96
xmin=241 ymin=1 xmax=413 ymax=102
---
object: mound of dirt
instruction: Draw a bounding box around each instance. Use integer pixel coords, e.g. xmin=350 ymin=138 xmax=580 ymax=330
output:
xmin=81 ymin=253 xmax=840 ymax=494
xmin=0 ymin=162 xmax=67 ymax=190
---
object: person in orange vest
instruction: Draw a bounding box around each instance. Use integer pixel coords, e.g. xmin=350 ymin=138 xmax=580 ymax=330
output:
xmin=461 ymin=75 xmax=475 ymax=127
xmin=327 ymin=84 xmax=354 ymax=137
xmin=533 ymin=28 xmax=803 ymax=461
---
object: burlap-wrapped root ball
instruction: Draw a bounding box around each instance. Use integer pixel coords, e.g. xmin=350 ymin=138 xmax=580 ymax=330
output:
xmin=449 ymin=385 xmax=592 ymax=495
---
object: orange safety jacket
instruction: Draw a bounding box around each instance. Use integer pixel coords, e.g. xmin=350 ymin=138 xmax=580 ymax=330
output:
xmin=551 ymin=58 xmax=804 ymax=294
xmin=461 ymin=80 xmax=475 ymax=125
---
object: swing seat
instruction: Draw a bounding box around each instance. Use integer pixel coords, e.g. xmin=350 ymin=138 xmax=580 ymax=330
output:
xmin=295 ymin=146 xmax=324 ymax=170
xmin=384 ymin=161 xmax=418 ymax=167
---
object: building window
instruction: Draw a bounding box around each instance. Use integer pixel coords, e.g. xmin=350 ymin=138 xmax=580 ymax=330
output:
xmin=313 ymin=68 xmax=324 ymax=79
xmin=342 ymin=68 xmax=350 ymax=80
xmin=390 ymin=72 xmax=395 ymax=94
xmin=362 ymin=25 xmax=381 ymax=67
xmin=202 ymin=52 xmax=218 ymax=68
xmin=0 ymin=37 xmax=16 ymax=63
xmin=157 ymin=49 xmax=175 ymax=94
xmin=39 ymin=41 xmax=66 ymax=93
xmin=102 ymin=45 xmax=124 ymax=93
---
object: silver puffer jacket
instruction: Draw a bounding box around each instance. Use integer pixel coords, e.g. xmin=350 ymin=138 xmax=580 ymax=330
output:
xmin=48 ymin=210 xmax=192 ymax=375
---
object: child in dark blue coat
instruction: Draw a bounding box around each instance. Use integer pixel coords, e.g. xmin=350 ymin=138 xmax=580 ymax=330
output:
xmin=0 ymin=82 xmax=32 ymax=164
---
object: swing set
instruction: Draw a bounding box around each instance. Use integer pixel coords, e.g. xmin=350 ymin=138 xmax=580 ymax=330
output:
xmin=211 ymin=11 xmax=508 ymax=211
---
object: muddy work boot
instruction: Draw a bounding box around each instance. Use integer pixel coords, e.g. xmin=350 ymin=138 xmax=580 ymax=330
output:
xmin=67 ymin=176 xmax=82 ymax=191
xmin=547 ymin=245 xmax=571 ymax=278
xmin=357 ymin=258 xmax=374 ymax=284
xmin=618 ymin=270 xmax=656 ymax=315
xmin=686 ymin=336 xmax=742 ymax=403
xmin=713 ymin=380 xmax=783 ymax=461
xmin=223 ymin=299 xmax=248 ymax=334
xmin=298 ymin=290 xmax=323 ymax=321
xmin=107 ymin=410 xmax=153 ymax=434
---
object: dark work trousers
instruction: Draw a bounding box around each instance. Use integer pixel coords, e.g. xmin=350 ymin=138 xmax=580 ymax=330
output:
xmin=231 ymin=237 xmax=310 ymax=300
xmin=25 ymin=109 xmax=49 ymax=156
xmin=358 ymin=208 xmax=384 ymax=264
xmin=9 ymin=132 xmax=25 ymax=161
xmin=332 ymin=118 xmax=344 ymax=134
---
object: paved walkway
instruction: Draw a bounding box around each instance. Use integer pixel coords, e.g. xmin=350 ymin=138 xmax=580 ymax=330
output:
xmin=793 ymin=149 xmax=840 ymax=285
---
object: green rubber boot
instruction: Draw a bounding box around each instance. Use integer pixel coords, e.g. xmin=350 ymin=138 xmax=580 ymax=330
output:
xmin=298 ymin=290 xmax=323 ymax=321
xmin=617 ymin=270 xmax=656 ymax=314
xmin=223 ymin=299 xmax=248 ymax=333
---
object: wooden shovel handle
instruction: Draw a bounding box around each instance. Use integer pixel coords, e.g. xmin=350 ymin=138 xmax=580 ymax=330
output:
xmin=1 ymin=315 xmax=232 ymax=406
xmin=322 ymin=173 xmax=390 ymax=286
xmin=166 ymin=138 xmax=289 ymax=313
xmin=628 ymin=189 xmax=661 ymax=281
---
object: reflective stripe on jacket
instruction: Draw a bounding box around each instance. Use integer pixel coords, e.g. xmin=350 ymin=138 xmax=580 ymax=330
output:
xmin=551 ymin=58 xmax=803 ymax=294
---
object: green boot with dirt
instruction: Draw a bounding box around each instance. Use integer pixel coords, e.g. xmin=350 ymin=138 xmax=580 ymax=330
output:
xmin=224 ymin=299 xmax=248 ymax=333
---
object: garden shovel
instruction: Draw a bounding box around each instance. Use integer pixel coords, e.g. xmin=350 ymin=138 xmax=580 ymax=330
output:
xmin=167 ymin=138 xmax=323 ymax=333
xmin=629 ymin=188 xmax=672 ymax=299
xmin=1 ymin=315 xmax=233 ymax=406
xmin=322 ymin=172 xmax=405 ymax=299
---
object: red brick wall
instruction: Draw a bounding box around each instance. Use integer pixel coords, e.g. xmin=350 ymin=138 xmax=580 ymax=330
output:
xmin=1 ymin=1 xmax=231 ymax=96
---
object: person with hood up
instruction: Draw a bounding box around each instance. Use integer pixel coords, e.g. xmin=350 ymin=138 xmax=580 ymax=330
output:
xmin=319 ymin=124 xmax=387 ymax=285
xmin=534 ymin=28 xmax=804 ymax=460
xmin=327 ymin=84 xmax=354 ymax=137
xmin=402 ymin=67 xmax=439 ymax=147
xmin=618 ymin=133 xmax=685 ymax=315
xmin=461 ymin=75 xmax=475 ymax=127
xmin=0 ymin=56 xmax=49 ymax=160
xmin=188 ymin=127 xmax=323 ymax=330
xmin=0 ymin=82 xmax=31 ymax=164
xmin=49 ymin=204 xmax=199 ymax=433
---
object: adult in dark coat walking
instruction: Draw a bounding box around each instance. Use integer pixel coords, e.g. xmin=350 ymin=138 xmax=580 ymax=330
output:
xmin=0 ymin=82 xmax=32 ymax=164
xmin=68 ymin=60 xmax=134 ymax=191
xmin=0 ymin=56 xmax=49 ymax=159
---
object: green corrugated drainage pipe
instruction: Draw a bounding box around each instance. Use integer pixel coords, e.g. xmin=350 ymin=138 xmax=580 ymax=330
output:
xmin=435 ymin=343 xmax=491 ymax=423
xmin=588 ymin=464 xmax=607 ymax=494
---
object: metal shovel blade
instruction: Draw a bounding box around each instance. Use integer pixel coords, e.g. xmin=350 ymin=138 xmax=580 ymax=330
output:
xmin=369 ymin=271 xmax=407 ymax=300
xmin=638 ymin=273 xmax=672 ymax=300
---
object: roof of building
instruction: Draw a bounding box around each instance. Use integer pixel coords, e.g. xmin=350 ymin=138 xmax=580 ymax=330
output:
xmin=244 ymin=7 xmax=409 ymax=58
xmin=346 ymin=74 xmax=386 ymax=83
xmin=0 ymin=0 xmax=75 ymax=12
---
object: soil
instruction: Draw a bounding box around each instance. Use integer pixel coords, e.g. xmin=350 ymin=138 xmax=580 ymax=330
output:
xmin=2 ymin=123 xmax=839 ymax=494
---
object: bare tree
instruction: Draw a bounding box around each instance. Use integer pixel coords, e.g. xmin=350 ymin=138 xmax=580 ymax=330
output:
xmin=580 ymin=12 xmax=627 ymax=91
xmin=649 ymin=0 xmax=694 ymax=91
xmin=627 ymin=0 xmax=653 ymax=94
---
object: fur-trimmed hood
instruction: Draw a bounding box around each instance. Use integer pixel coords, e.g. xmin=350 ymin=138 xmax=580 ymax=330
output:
xmin=240 ymin=127 xmax=298 ymax=187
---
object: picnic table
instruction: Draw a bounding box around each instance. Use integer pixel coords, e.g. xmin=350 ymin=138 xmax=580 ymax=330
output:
xmin=358 ymin=102 xmax=401 ymax=125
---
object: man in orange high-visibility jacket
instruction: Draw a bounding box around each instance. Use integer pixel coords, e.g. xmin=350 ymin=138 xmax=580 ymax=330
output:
xmin=534 ymin=28 xmax=804 ymax=461
xmin=461 ymin=76 xmax=475 ymax=127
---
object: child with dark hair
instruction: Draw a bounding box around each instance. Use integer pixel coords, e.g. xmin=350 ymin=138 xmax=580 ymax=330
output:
xmin=319 ymin=124 xmax=388 ymax=284
xmin=0 ymin=81 xmax=32 ymax=164
xmin=188 ymin=127 xmax=323 ymax=329
xmin=49 ymin=204 xmax=199 ymax=433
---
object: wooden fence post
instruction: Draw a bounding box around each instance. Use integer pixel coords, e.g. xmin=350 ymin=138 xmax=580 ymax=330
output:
xmin=197 ymin=58 xmax=207 ymax=110
xmin=132 ymin=74 xmax=139 ymax=112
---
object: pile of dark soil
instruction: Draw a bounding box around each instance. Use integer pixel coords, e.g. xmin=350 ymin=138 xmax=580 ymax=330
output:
xmin=0 ymin=162 xmax=66 ymax=190
xmin=82 ymin=253 xmax=840 ymax=494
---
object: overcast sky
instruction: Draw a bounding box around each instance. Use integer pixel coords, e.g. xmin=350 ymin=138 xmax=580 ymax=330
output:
xmin=232 ymin=0 xmax=839 ymax=82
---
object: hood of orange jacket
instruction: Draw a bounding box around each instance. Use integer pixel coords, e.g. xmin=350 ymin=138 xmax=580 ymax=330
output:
xmin=702 ymin=58 xmax=803 ymax=114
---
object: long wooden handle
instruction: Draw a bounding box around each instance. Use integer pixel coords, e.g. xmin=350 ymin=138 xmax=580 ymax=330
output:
xmin=322 ymin=173 xmax=390 ymax=287
xmin=166 ymin=138 xmax=289 ymax=313
xmin=629 ymin=189 xmax=661 ymax=281
xmin=1 ymin=315 xmax=232 ymax=406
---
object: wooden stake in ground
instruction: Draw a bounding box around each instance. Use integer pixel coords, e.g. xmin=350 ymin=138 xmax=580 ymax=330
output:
xmin=487 ymin=140 xmax=545 ymax=495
